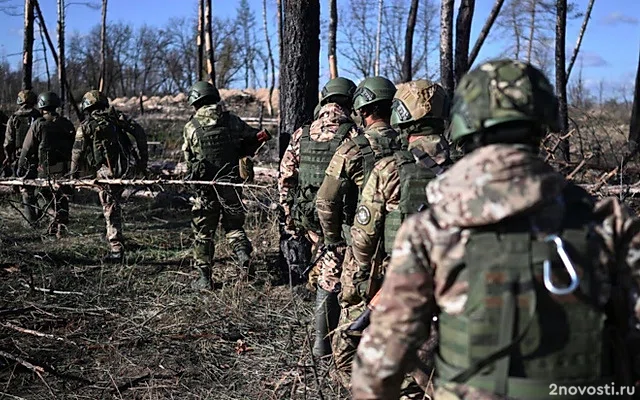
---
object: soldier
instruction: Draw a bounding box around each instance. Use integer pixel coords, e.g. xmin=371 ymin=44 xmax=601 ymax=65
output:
xmin=278 ymin=77 xmax=360 ymax=291
xmin=314 ymin=76 xmax=402 ymax=357
xmin=108 ymin=105 xmax=148 ymax=176
xmin=71 ymin=90 xmax=139 ymax=263
xmin=0 ymin=110 xmax=8 ymax=159
xmin=351 ymin=59 xmax=640 ymax=399
xmin=4 ymin=90 xmax=41 ymax=221
xmin=17 ymin=91 xmax=75 ymax=236
xmin=331 ymin=80 xmax=453 ymax=392
xmin=183 ymin=81 xmax=271 ymax=290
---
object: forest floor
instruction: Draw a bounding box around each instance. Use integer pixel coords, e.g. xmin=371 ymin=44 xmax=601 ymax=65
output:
xmin=0 ymin=166 xmax=349 ymax=400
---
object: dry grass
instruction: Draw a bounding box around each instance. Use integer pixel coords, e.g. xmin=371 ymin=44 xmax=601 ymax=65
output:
xmin=0 ymin=176 xmax=349 ymax=399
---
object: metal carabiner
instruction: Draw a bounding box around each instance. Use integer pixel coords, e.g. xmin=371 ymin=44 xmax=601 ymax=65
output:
xmin=543 ymin=234 xmax=580 ymax=295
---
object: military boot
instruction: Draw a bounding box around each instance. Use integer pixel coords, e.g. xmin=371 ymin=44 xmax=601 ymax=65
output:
xmin=102 ymin=249 xmax=124 ymax=264
xmin=192 ymin=265 xmax=213 ymax=290
xmin=23 ymin=202 xmax=38 ymax=224
xmin=313 ymin=287 xmax=340 ymax=357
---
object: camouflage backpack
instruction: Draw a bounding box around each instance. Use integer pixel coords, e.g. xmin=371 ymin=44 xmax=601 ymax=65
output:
xmin=85 ymin=111 xmax=134 ymax=177
xmin=290 ymin=121 xmax=356 ymax=234
xmin=435 ymin=184 xmax=614 ymax=398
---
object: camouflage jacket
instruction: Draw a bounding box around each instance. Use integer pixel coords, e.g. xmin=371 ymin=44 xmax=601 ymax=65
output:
xmin=316 ymin=121 xmax=401 ymax=245
xmin=18 ymin=112 xmax=75 ymax=178
xmin=343 ymin=134 xmax=449 ymax=304
xmin=351 ymin=144 xmax=640 ymax=400
xmin=278 ymin=103 xmax=360 ymax=230
xmin=182 ymin=103 xmax=261 ymax=179
xmin=110 ymin=106 xmax=148 ymax=167
xmin=4 ymin=106 xmax=41 ymax=164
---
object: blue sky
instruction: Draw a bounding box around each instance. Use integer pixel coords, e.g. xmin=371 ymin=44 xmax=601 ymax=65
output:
xmin=0 ymin=0 xmax=638 ymax=98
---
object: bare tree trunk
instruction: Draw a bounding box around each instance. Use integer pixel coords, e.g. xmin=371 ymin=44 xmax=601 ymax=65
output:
xmin=566 ymin=0 xmax=595 ymax=81
xmin=99 ymin=0 xmax=107 ymax=92
xmin=22 ymin=0 xmax=34 ymax=90
xmin=555 ymin=0 xmax=569 ymax=161
xmin=33 ymin=1 xmax=83 ymax=121
xmin=454 ymin=0 xmax=475 ymax=83
xmin=37 ymin=19 xmax=51 ymax=90
xmin=204 ymin=0 xmax=216 ymax=86
xmin=328 ymin=0 xmax=338 ymax=78
xmin=440 ymin=0 xmax=454 ymax=98
xmin=400 ymin=0 xmax=419 ymax=83
xmin=263 ymin=0 xmax=276 ymax=116
xmin=526 ymin=0 xmax=536 ymax=63
xmin=57 ymin=0 xmax=66 ymax=115
xmin=629 ymin=44 xmax=640 ymax=147
xmin=197 ymin=0 xmax=204 ymax=81
xmin=374 ymin=0 xmax=383 ymax=76
xmin=468 ymin=0 xmax=505 ymax=67
xmin=279 ymin=0 xmax=320 ymax=160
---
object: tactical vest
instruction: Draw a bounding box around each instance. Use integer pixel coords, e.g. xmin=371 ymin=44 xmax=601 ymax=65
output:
xmin=291 ymin=122 xmax=355 ymax=233
xmin=435 ymin=184 xmax=613 ymax=399
xmin=84 ymin=112 xmax=133 ymax=178
xmin=189 ymin=112 xmax=240 ymax=180
xmin=12 ymin=110 xmax=39 ymax=158
xmin=382 ymin=149 xmax=449 ymax=253
xmin=37 ymin=115 xmax=74 ymax=177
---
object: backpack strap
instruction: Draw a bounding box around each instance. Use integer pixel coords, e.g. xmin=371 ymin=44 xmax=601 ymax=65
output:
xmin=300 ymin=124 xmax=311 ymax=142
xmin=352 ymin=135 xmax=375 ymax=186
xmin=336 ymin=122 xmax=355 ymax=141
xmin=410 ymin=147 xmax=447 ymax=176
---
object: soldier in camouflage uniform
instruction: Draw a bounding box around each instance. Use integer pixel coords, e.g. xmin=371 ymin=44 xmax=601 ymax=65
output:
xmin=278 ymin=77 xmax=360 ymax=291
xmin=0 ymin=110 xmax=8 ymax=161
xmin=331 ymin=80 xmax=452 ymax=393
xmin=314 ymin=76 xmax=403 ymax=357
xmin=71 ymin=90 xmax=140 ymax=263
xmin=183 ymin=81 xmax=271 ymax=290
xmin=352 ymin=59 xmax=640 ymax=399
xmin=4 ymin=90 xmax=41 ymax=222
xmin=18 ymin=91 xmax=75 ymax=236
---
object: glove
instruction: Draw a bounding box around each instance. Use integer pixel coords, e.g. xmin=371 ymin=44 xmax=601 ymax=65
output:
xmin=256 ymin=129 xmax=271 ymax=142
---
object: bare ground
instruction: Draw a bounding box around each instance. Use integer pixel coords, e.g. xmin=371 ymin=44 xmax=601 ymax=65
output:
xmin=0 ymin=175 xmax=349 ymax=399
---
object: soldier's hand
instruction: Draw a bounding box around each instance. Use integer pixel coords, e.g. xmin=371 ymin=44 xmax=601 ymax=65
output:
xmin=256 ymin=129 xmax=271 ymax=142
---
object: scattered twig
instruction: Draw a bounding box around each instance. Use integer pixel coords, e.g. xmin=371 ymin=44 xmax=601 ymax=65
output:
xmin=20 ymin=281 xmax=84 ymax=296
xmin=1 ymin=322 xmax=77 ymax=345
xmin=0 ymin=350 xmax=45 ymax=374
xmin=0 ymin=178 xmax=271 ymax=190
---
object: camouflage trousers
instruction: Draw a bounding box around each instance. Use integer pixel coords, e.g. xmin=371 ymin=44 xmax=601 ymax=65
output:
xmin=317 ymin=243 xmax=347 ymax=293
xmin=191 ymin=186 xmax=251 ymax=267
xmin=305 ymin=230 xmax=322 ymax=290
xmin=331 ymin=302 xmax=424 ymax=399
xmin=98 ymin=185 xmax=124 ymax=252
xmin=39 ymin=186 xmax=71 ymax=231
xmin=20 ymin=186 xmax=37 ymax=221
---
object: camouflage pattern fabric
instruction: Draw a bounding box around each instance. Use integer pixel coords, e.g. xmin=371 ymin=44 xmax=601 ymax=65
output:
xmin=182 ymin=103 xmax=262 ymax=268
xmin=278 ymin=102 xmax=360 ymax=232
xmin=98 ymin=185 xmax=124 ymax=252
xmin=351 ymin=143 xmax=640 ymax=399
xmin=316 ymin=121 xmax=401 ymax=292
xmin=0 ymin=110 xmax=8 ymax=164
xmin=4 ymin=107 xmax=41 ymax=170
xmin=345 ymin=134 xmax=449 ymax=306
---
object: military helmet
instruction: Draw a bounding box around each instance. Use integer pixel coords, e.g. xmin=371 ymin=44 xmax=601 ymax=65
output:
xmin=37 ymin=91 xmax=62 ymax=110
xmin=390 ymin=80 xmax=450 ymax=128
xmin=449 ymin=59 xmax=560 ymax=143
xmin=320 ymin=77 xmax=357 ymax=105
xmin=80 ymin=90 xmax=109 ymax=112
xmin=17 ymin=90 xmax=37 ymax=106
xmin=352 ymin=76 xmax=397 ymax=110
xmin=187 ymin=81 xmax=221 ymax=106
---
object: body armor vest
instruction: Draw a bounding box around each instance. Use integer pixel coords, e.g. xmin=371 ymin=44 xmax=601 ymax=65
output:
xmin=435 ymin=184 xmax=613 ymax=399
xmin=37 ymin=116 xmax=74 ymax=177
xmin=291 ymin=122 xmax=355 ymax=233
xmin=190 ymin=112 xmax=239 ymax=180
xmin=382 ymin=149 xmax=445 ymax=253
xmin=13 ymin=109 xmax=39 ymax=158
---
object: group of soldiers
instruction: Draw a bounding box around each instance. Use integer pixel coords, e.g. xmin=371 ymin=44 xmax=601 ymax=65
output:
xmin=279 ymin=59 xmax=640 ymax=399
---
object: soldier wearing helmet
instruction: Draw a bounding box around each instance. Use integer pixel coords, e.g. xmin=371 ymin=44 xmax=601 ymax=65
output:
xmin=71 ymin=90 xmax=137 ymax=263
xmin=182 ymin=81 xmax=271 ymax=290
xmin=17 ymin=91 xmax=75 ymax=236
xmin=4 ymin=90 xmax=41 ymax=221
xmin=313 ymin=76 xmax=403 ymax=358
xmin=278 ymin=77 xmax=361 ymax=293
xmin=330 ymin=80 xmax=453 ymax=392
xmin=351 ymin=59 xmax=640 ymax=399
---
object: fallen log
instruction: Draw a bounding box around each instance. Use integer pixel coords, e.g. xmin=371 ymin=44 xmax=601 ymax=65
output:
xmin=0 ymin=178 xmax=273 ymax=190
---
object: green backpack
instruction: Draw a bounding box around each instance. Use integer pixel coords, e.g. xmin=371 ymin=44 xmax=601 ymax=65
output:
xmin=85 ymin=112 xmax=133 ymax=177
xmin=435 ymin=184 xmax=613 ymax=399
xmin=290 ymin=122 xmax=355 ymax=234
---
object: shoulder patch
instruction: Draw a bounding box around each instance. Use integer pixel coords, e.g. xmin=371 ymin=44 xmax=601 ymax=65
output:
xmin=356 ymin=205 xmax=371 ymax=226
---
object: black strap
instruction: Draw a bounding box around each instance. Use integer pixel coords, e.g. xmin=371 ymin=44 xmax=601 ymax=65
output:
xmin=410 ymin=148 xmax=446 ymax=176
